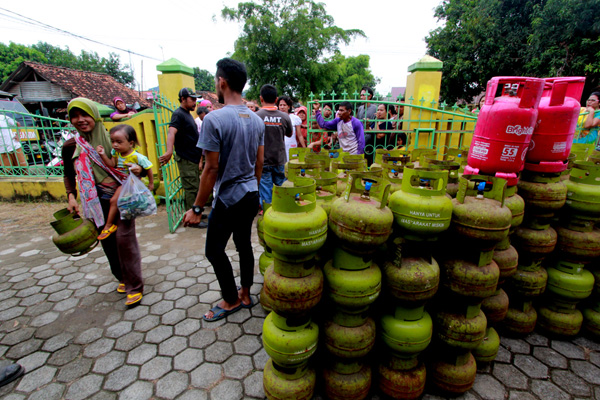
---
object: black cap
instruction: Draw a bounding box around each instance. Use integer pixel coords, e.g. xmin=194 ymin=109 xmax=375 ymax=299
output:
xmin=179 ymin=88 xmax=200 ymax=99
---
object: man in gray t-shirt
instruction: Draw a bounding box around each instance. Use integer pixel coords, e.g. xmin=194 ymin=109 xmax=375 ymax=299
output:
xmin=184 ymin=58 xmax=265 ymax=322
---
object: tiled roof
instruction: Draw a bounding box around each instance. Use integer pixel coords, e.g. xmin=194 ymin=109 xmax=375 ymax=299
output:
xmin=21 ymin=61 xmax=151 ymax=108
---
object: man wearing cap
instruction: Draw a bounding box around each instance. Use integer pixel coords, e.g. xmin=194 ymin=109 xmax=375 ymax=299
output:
xmin=159 ymin=88 xmax=207 ymax=228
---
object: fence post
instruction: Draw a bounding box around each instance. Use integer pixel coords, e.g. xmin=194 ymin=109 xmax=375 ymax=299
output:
xmin=403 ymin=55 xmax=444 ymax=154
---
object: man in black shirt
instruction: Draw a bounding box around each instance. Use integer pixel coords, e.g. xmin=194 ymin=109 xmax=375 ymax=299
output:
xmin=255 ymin=84 xmax=292 ymax=207
xmin=159 ymin=88 xmax=207 ymax=227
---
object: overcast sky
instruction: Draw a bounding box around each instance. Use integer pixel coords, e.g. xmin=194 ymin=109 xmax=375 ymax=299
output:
xmin=0 ymin=0 xmax=444 ymax=97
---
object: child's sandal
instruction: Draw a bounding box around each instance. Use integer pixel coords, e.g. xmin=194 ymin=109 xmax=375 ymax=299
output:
xmin=98 ymin=225 xmax=118 ymax=240
xmin=125 ymin=293 xmax=143 ymax=307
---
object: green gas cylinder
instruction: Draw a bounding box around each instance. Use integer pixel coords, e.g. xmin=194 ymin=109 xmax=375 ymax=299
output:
xmin=332 ymin=162 xmax=363 ymax=196
xmin=262 ymin=312 xmax=318 ymax=368
xmin=556 ymin=224 xmax=600 ymax=263
xmin=263 ymin=359 xmax=316 ymax=400
xmin=378 ymin=359 xmax=426 ymax=400
xmin=323 ymin=361 xmax=371 ymax=400
xmin=504 ymin=185 xmax=525 ymax=230
xmin=388 ymin=166 xmax=453 ymax=240
xmin=518 ymin=170 xmax=567 ymax=217
xmin=324 ymin=253 xmax=382 ymax=310
xmin=323 ymin=316 xmax=376 ymax=359
xmin=493 ymin=237 xmax=519 ymax=283
xmin=451 ymin=176 xmax=512 ymax=248
xmin=263 ymin=177 xmax=328 ymax=265
xmin=435 ymin=303 xmax=487 ymax=351
xmin=481 ymin=288 xmax=509 ymax=324
xmin=263 ymin=265 xmax=323 ymax=317
xmin=380 ymin=305 xmax=433 ymax=358
xmin=546 ymin=261 xmax=594 ymax=303
xmin=537 ymin=302 xmax=583 ymax=337
xmin=384 ymin=244 xmax=440 ymax=304
xmin=565 ymin=161 xmax=600 ymax=221
xmin=380 ymin=156 xmax=412 ymax=193
xmin=429 ymin=351 xmax=477 ymax=395
xmin=51 ymin=209 xmax=99 ymax=256
xmin=508 ymin=260 xmax=548 ymax=298
xmin=502 ymin=299 xmax=537 ymax=336
xmin=472 ymin=326 xmax=500 ymax=363
xmin=329 ymin=173 xmax=393 ymax=254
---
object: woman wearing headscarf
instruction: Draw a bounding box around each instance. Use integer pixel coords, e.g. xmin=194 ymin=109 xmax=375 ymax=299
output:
xmin=110 ymin=97 xmax=137 ymax=121
xmin=294 ymin=106 xmax=308 ymax=147
xmin=63 ymin=98 xmax=144 ymax=307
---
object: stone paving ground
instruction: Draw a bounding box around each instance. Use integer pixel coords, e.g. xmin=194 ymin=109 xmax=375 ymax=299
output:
xmin=0 ymin=202 xmax=599 ymax=400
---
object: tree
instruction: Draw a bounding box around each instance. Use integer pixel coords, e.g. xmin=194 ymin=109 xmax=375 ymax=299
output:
xmin=0 ymin=41 xmax=135 ymax=87
xmin=193 ymin=68 xmax=215 ymax=91
xmin=0 ymin=42 xmax=46 ymax=84
xmin=324 ymin=53 xmax=380 ymax=98
xmin=425 ymin=0 xmax=600 ymax=103
xmin=222 ymin=0 xmax=368 ymax=101
xmin=528 ymin=0 xmax=600 ymax=90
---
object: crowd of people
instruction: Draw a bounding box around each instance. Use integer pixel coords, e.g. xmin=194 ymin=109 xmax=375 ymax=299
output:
xmin=61 ymin=56 xmax=409 ymax=325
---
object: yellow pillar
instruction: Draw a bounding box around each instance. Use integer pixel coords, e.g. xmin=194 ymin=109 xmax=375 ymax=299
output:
xmin=403 ymin=55 xmax=443 ymax=154
xmin=156 ymin=58 xmax=196 ymax=108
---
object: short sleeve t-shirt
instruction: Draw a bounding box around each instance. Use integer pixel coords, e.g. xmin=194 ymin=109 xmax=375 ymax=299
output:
xmin=0 ymin=114 xmax=21 ymax=153
xmin=110 ymin=149 xmax=153 ymax=174
xmin=255 ymin=108 xmax=292 ymax=166
xmin=169 ymin=107 xmax=203 ymax=164
xmin=198 ymin=105 xmax=265 ymax=208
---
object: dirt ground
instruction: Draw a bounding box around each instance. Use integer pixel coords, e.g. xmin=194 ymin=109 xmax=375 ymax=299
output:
xmin=0 ymin=200 xmax=168 ymax=236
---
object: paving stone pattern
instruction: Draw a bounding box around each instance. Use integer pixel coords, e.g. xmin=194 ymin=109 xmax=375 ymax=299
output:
xmin=0 ymin=209 xmax=599 ymax=399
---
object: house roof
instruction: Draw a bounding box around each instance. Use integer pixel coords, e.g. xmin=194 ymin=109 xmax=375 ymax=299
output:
xmin=0 ymin=61 xmax=151 ymax=108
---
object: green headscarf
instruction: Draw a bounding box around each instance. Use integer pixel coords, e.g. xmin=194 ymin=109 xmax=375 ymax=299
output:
xmin=67 ymin=97 xmax=113 ymax=183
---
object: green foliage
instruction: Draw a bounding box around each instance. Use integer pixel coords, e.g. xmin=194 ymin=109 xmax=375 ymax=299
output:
xmin=0 ymin=42 xmax=47 ymax=84
xmin=222 ymin=0 xmax=373 ymax=101
xmin=426 ymin=0 xmax=600 ymax=103
xmin=0 ymin=41 xmax=134 ymax=87
xmin=193 ymin=68 xmax=216 ymax=91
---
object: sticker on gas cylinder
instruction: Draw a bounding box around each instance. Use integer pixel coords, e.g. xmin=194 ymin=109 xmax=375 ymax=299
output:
xmin=470 ymin=142 xmax=489 ymax=160
xmin=500 ymin=145 xmax=519 ymax=161
xmin=409 ymin=210 xmax=441 ymax=218
xmin=400 ymin=218 xmax=445 ymax=228
xmin=552 ymin=141 xmax=567 ymax=153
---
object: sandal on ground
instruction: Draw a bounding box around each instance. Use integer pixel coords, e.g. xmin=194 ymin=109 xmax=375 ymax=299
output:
xmin=98 ymin=225 xmax=117 ymax=240
xmin=125 ymin=292 xmax=143 ymax=307
xmin=116 ymin=283 xmax=126 ymax=293
xmin=0 ymin=363 xmax=24 ymax=388
xmin=203 ymin=303 xmax=243 ymax=322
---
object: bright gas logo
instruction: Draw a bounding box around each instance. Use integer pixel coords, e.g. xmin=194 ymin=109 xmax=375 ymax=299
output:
xmin=506 ymin=125 xmax=534 ymax=136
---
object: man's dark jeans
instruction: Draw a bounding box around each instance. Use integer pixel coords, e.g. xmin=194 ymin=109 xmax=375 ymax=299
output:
xmin=205 ymin=191 xmax=259 ymax=304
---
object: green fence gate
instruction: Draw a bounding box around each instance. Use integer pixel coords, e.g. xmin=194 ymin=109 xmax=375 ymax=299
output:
xmin=153 ymin=93 xmax=186 ymax=233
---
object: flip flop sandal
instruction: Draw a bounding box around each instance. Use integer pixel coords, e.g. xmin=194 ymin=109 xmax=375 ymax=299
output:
xmin=116 ymin=283 xmax=126 ymax=293
xmin=98 ymin=225 xmax=118 ymax=241
xmin=125 ymin=293 xmax=143 ymax=307
xmin=0 ymin=363 xmax=25 ymax=388
xmin=203 ymin=303 xmax=243 ymax=322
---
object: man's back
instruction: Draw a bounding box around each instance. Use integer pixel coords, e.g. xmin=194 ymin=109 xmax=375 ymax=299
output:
xmin=256 ymin=107 xmax=292 ymax=167
xmin=199 ymin=105 xmax=265 ymax=207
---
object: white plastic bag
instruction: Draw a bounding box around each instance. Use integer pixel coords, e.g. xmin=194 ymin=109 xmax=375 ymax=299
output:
xmin=117 ymin=173 xmax=157 ymax=220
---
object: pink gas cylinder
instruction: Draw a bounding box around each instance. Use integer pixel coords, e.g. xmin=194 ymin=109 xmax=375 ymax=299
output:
xmin=466 ymin=77 xmax=545 ymax=178
xmin=525 ymin=77 xmax=585 ymax=173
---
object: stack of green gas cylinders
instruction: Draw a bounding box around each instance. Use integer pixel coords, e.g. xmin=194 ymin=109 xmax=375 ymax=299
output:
xmin=254 ymin=145 xmax=599 ymax=399
xmin=261 ymin=176 xmax=328 ymax=399
xmin=324 ymin=173 xmax=393 ymax=399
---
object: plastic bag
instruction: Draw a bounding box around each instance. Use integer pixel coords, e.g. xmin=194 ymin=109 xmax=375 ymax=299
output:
xmin=117 ymin=173 xmax=157 ymax=220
